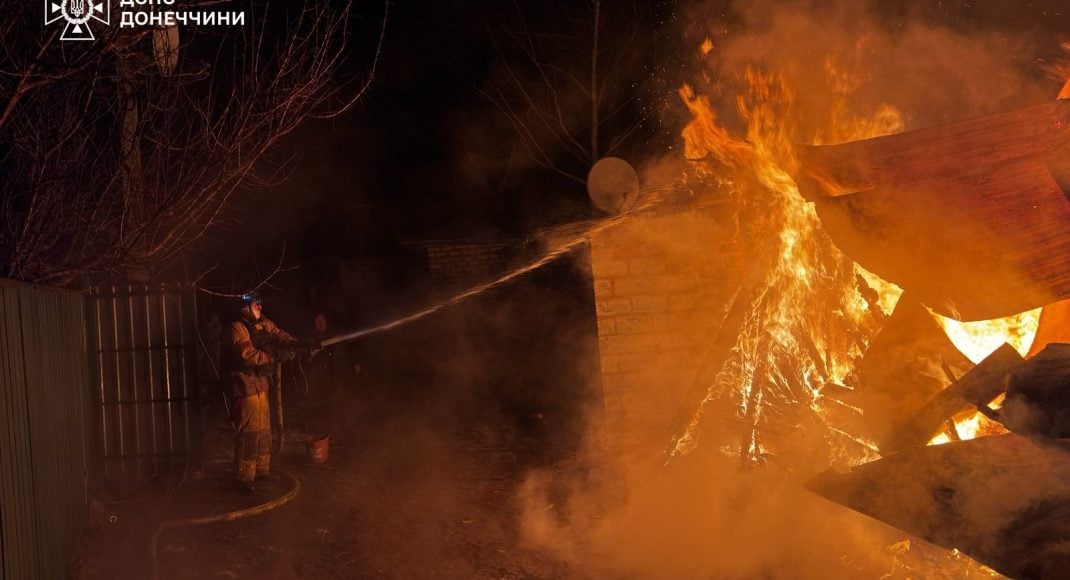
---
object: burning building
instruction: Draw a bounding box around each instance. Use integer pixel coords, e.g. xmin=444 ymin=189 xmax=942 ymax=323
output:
xmin=550 ymin=26 xmax=1070 ymax=579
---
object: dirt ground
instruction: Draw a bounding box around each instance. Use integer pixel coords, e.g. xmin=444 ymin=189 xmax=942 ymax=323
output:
xmin=76 ymin=370 xmax=594 ymax=579
xmin=72 ymin=348 xmax=1008 ymax=580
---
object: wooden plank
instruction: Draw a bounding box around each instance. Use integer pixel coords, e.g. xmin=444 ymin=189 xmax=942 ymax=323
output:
xmin=814 ymin=156 xmax=1070 ymax=320
xmin=797 ymin=99 xmax=1070 ymax=197
xmin=808 ymin=434 xmax=1070 ymax=579
xmin=797 ymin=100 xmax=1070 ymax=320
xmin=999 ymin=343 xmax=1070 ymax=438
xmin=882 ymin=344 xmax=1024 ymax=453
xmin=846 ymin=296 xmax=973 ymax=446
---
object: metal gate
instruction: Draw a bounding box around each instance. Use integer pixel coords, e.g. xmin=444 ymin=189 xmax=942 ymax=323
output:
xmin=87 ymin=283 xmax=200 ymax=479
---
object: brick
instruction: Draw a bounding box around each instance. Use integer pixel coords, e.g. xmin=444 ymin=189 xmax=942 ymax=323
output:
xmin=601 ymin=392 xmax=624 ymax=414
xmin=651 ymin=275 xmax=689 ymax=293
xmin=593 ymin=279 xmax=613 ymax=298
xmin=596 ymin=317 xmax=617 ymax=336
xmin=652 ymin=313 xmax=679 ymax=331
xmin=602 ymin=403 xmax=626 ymax=423
xmin=622 ymin=352 xmax=694 ymax=373
xmin=628 ymin=257 xmax=667 ymax=276
xmin=599 ymin=333 xmax=664 ymax=355
xmin=602 ymin=372 xmax=643 ymax=393
xmin=599 ymin=354 xmax=621 ymax=373
xmin=597 ymin=335 xmax=616 ymax=355
xmin=596 ymin=298 xmax=632 ymax=316
xmin=667 ymin=293 xmax=696 ymax=311
xmin=590 ymin=239 xmax=646 ymax=260
xmin=613 ymin=277 xmax=655 ymax=296
xmin=597 ymin=335 xmax=626 ymax=355
xmin=670 ymin=331 xmax=709 ymax=349
xmin=617 ymin=390 xmax=658 ymax=419
xmin=644 ymin=333 xmax=675 ymax=351
xmin=616 ymin=315 xmax=656 ymax=334
xmin=618 ymin=356 xmax=650 ymax=373
xmin=599 ymin=333 xmax=646 ymax=357
xmin=632 ymin=295 xmax=668 ymax=312
xmin=591 ymin=258 xmax=629 ymax=277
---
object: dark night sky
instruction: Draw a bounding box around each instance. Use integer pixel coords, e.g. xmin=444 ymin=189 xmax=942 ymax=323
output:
xmin=210 ymin=0 xmax=672 ymax=275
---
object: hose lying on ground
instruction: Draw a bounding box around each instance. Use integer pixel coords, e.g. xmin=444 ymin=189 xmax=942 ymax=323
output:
xmin=150 ymin=468 xmax=301 ymax=580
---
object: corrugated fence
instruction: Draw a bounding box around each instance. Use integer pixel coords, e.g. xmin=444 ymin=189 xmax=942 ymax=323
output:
xmin=0 ymin=279 xmax=94 ymax=580
xmin=87 ymin=283 xmax=200 ymax=479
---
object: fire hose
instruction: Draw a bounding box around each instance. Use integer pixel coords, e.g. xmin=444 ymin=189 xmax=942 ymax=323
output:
xmin=149 ymin=468 xmax=300 ymax=580
xmin=154 ymin=348 xmax=305 ymax=579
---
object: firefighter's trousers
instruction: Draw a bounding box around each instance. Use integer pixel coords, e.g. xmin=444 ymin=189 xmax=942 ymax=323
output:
xmin=233 ymin=390 xmax=272 ymax=482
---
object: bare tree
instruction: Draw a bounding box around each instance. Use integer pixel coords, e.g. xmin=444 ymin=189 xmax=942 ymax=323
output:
xmin=0 ymin=0 xmax=387 ymax=286
xmin=472 ymin=0 xmax=657 ymax=185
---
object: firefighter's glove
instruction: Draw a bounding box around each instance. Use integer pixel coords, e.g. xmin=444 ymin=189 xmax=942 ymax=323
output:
xmin=298 ymin=339 xmax=322 ymax=358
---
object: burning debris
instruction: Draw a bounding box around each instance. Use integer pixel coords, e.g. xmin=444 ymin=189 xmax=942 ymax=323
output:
xmin=808 ymin=337 xmax=1070 ymax=577
xmin=785 ymin=94 xmax=1070 ymax=577
xmin=798 ymin=99 xmax=1070 ymax=322
xmin=653 ymin=24 xmax=1070 ymax=576
xmin=807 ymin=434 xmax=1070 ymax=579
xmin=882 ymin=343 xmax=1020 ymax=454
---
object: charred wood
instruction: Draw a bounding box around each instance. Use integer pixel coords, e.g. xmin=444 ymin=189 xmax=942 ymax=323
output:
xmin=998 ymin=343 xmax=1070 ymax=438
xmin=846 ymin=295 xmax=973 ymax=446
xmin=882 ymin=344 xmax=1023 ymax=453
xmin=798 ymin=100 xmax=1070 ymax=321
xmin=807 ymin=434 xmax=1070 ymax=580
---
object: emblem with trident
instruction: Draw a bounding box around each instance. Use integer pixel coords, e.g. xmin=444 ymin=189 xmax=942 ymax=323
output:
xmin=44 ymin=0 xmax=111 ymax=41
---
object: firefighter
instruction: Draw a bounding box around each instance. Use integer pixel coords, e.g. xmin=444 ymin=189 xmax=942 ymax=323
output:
xmin=224 ymin=291 xmax=312 ymax=493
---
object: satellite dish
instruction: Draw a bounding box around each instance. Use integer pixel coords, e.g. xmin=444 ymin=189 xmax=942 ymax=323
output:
xmin=587 ymin=157 xmax=640 ymax=214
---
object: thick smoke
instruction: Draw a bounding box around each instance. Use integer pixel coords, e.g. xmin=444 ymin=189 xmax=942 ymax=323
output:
xmin=691 ymin=0 xmax=1063 ymax=136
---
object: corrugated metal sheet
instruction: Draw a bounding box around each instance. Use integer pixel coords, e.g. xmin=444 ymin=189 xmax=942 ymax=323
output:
xmin=0 ymin=279 xmax=94 ymax=580
xmin=87 ymin=283 xmax=200 ymax=480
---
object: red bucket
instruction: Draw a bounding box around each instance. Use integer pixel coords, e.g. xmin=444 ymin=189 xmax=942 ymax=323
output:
xmin=307 ymin=435 xmax=330 ymax=464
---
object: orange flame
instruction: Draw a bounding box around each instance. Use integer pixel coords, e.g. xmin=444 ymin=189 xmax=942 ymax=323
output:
xmin=673 ymin=61 xmax=906 ymax=466
xmin=927 ymin=398 xmax=1010 ymax=446
xmin=931 ymin=309 xmax=1040 ymax=364
xmin=926 ymin=307 xmax=1038 ymax=446
xmin=675 ymin=41 xmax=1006 ymax=577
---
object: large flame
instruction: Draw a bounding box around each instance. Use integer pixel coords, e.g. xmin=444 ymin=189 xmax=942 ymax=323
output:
xmin=673 ymin=47 xmax=1011 ymax=576
xmin=674 ymin=58 xmax=1042 ymax=459
xmin=673 ymin=60 xmax=904 ymax=466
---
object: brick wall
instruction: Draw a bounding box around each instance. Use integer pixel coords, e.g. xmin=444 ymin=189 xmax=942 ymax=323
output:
xmin=426 ymin=240 xmax=518 ymax=293
xmin=588 ymin=210 xmax=736 ymax=452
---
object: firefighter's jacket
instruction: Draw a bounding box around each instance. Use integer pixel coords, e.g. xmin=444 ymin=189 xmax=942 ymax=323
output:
xmin=225 ymin=315 xmax=299 ymax=397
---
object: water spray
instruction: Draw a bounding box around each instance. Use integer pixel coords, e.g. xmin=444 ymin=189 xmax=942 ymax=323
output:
xmin=320 ymin=161 xmax=674 ymax=348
